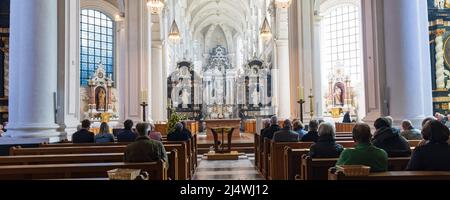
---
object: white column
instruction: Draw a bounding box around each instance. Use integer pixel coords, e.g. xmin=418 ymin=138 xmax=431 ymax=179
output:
xmin=58 ymin=0 xmax=81 ymax=141
xmin=7 ymin=0 xmax=62 ymax=142
xmin=276 ymin=39 xmax=291 ymax=119
xmin=151 ymin=42 xmax=165 ymax=122
xmin=383 ymin=0 xmax=433 ymax=126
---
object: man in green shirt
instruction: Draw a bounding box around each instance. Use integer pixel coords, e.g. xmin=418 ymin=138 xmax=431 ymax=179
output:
xmin=124 ymin=123 xmax=168 ymax=164
xmin=336 ymin=123 xmax=388 ymax=172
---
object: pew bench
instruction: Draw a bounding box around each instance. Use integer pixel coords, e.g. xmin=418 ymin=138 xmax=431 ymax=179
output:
xmin=328 ymin=168 xmax=450 ymax=180
xmin=0 ymin=162 xmax=167 ymax=180
xmin=0 ymin=150 xmax=179 ymax=180
xmin=10 ymin=144 xmax=188 ymax=180
xmin=302 ymin=156 xmax=411 ymax=180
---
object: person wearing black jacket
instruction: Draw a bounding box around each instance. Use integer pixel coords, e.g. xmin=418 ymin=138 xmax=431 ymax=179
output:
xmin=406 ymin=119 xmax=450 ymax=171
xmin=167 ymin=122 xmax=191 ymax=141
xmin=72 ymin=119 xmax=95 ymax=143
xmin=117 ymin=119 xmax=137 ymax=142
xmin=301 ymin=120 xmax=320 ymax=142
xmin=372 ymin=117 xmax=411 ymax=157
xmin=309 ymin=122 xmax=344 ymax=158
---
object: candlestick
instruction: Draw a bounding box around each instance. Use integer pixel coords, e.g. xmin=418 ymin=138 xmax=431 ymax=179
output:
xmin=140 ymin=89 xmax=148 ymax=103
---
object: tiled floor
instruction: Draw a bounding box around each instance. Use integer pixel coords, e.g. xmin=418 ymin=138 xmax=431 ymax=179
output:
xmin=192 ymin=154 xmax=265 ymax=180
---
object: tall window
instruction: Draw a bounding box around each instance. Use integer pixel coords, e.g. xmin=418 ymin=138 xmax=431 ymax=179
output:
xmin=321 ymin=4 xmax=361 ymax=82
xmin=80 ymin=9 xmax=115 ymax=86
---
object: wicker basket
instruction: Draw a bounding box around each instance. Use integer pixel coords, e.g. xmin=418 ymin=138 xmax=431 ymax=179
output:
xmin=107 ymin=169 xmax=141 ymax=180
xmin=336 ymin=165 xmax=371 ymax=177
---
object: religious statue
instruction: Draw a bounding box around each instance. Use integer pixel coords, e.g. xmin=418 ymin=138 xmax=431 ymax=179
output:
xmin=181 ymin=88 xmax=190 ymax=106
xmin=252 ymin=88 xmax=259 ymax=107
xmin=334 ymin=85 xmax=344 ymax=106
xmin=215 ymin=81 xmax=224 ymax=105
xmin=435 ymin=0 xmax=446 ymax=9
xmin=97 ymin=88 xmax=106 ymax=111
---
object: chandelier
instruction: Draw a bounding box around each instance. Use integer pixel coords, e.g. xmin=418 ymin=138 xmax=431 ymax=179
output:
xmin=147 ymin=0 xmax=165 ymax=14
xmin=168 ymin=20 xmax=181 ymax=43
xmin=260 ymin=17 xmax=272 ymax=40
xmin=274 ymin=0 xmax=292 ymax=9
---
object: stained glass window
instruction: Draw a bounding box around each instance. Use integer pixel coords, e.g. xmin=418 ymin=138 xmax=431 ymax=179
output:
xmin=80 ymin=9 xmax=115 ymax=86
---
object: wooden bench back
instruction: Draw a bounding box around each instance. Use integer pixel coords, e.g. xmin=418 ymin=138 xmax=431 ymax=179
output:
xmin=335 ymin=123 xmax=356 ymax=133
xmin=0 ymin=162 xmax=167 ymax=180
xmin=0 ymin=150 xmax=178 ymax=180
xmin=302 ymin=156 xmax=411 ymax=180
xmin=11 ymin=144 xmax=188 ymax=180
xmin=328 ymin=169 xmax=450 ymax=180
xmin=268 ymin=141 xmax=355 ymax=180
xmin=283 ymin=147 xmax=309 ymax=180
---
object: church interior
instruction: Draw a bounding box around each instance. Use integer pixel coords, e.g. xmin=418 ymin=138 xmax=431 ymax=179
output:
xmin=0 ymin=0 xmax=448 ymax=181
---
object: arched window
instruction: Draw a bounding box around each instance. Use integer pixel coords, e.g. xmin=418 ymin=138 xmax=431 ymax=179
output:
xmin=80 ymin=9 xmax=115 ymax=86
xmin=321 ymin=4 xmax=361 ymax=82
xmin=320 ymin=1 xmax=365 ymax=119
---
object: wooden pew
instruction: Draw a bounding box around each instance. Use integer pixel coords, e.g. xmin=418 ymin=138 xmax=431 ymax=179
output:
xmin=302 ymin=156 xmax=411 ymax=180
xmin=254 ymin=133 xmax=260 ymax=171
xmin=11 ymin=144 xmax=189 ymax=180
xmin=0 ymin=162 xmax=167 ymax=180
xmin=40 ymin=139 xmax=197 ymax=179
xmin=328 ymin=168 xmax=450 ymax=180
xmin=268 ymin=141 xmax=356 ymax=180
xmin=0 ymin=150 xmax=179 ymax=180
xmin=283 ymin=147 xmax=309 ymax=180
xmin=335 ymin=123 xmax=356 ymax=133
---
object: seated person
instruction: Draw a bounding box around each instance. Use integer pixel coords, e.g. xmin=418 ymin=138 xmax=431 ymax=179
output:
xmin=343 ymin=111 xmax=352 ymax=123
xmin=301 ymin=120 xmax=319 ymax=142
xmin=292 ymin=119 xmax=307 ymax=140
xmin=273 ymin=119 xmax=299 ymax=142
xmin=372 ymin=117 xmax=411 ymax=157
xmin=406 ymin=120 xmax=450 ymax=171
xmin=149 ymin=123 xmax=163 ymax=142
xmin=417 ymin=117 xmax=437 ymax=147
xmin=117 ymin=119 xmax=137 ymax=142
xmin=261 ymin=116 xmax=281 ymax=140
xmin=2 ymin=122 xmax=7 ymax=132
xmin=181 ymin=121 xmax=193 ymax=139
xmin=400 ymin=120 xmax=422 ymax=140
xmin=309 ymin=122 xmax=344 ymax=158
xmin=261 ymin=119 xmax=271 ymax=135
xmin=95 ymin=122 xmax=115 ymax=143
xmin=336 ymin=123 xmax=388 ymax=172
xmin=167 ymin=123 xmax=190 ymax=141
xmin=72 ymin=119 xmax=95 ymax=143
xmin=124 ymin=123 xmax=168 ymax=163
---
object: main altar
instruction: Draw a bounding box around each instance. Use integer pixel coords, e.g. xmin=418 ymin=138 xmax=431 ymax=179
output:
xmin=167 ymin=46 xmax=275 ymax=121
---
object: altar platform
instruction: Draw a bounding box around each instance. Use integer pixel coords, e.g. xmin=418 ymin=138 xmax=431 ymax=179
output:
xmin=197 ymin=132 xmax=255 ymax=154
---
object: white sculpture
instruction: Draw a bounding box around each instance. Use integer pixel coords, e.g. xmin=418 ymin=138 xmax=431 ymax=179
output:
xmin=435 ymin=0 xmax=446 ymax=9
xmin=252 ymin=88 xmax=259 ymax=107
xmin=181 ymin=88 xmax=190 ymax=107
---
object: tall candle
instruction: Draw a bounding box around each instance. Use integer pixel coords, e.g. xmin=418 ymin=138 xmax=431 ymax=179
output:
xmin=140 ymin=89 xmax=148 ymax=103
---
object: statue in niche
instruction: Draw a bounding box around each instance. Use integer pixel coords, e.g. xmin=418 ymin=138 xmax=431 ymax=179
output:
xmin=181 ymin=88 xmax=190 ymax=107
xmin=333 ymin=83 xmax=345 ymax=106
xmin=96 ymin=87 xmax=107 ymax=111
xmin=435 ymin=0 xmax=446 ymax=9
xmin=252 ymin=88 xmax=259 ymax=107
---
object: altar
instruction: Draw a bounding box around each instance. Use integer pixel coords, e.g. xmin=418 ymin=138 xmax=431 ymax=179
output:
xmin=204 ymin=119 xmax=241 ymax=139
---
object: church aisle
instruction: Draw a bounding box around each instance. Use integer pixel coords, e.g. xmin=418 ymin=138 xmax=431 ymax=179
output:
xmin=192 ymin=154 xmax=265 ymax=180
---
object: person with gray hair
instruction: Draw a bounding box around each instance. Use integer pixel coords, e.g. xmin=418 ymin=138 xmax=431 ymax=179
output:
xmin=273 ymin=119 xmax=300 ymax=142
xmin=308 ymin=122 xmax=344 ymax=158
xmin=261 ymin=115 xmax=281 ymax=140
xmin=124 ymin=123 xmax=168 ymax=163
xmin=400 ymin=120 xmax=422 ymax=140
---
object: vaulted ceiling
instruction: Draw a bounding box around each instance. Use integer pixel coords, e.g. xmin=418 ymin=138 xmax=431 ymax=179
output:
xmin=186 ymin=0 xmax=252 ymax=38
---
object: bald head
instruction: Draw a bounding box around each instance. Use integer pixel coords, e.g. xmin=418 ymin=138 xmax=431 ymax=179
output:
xmin=352 ymin=123 xmax=372 ymax=144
